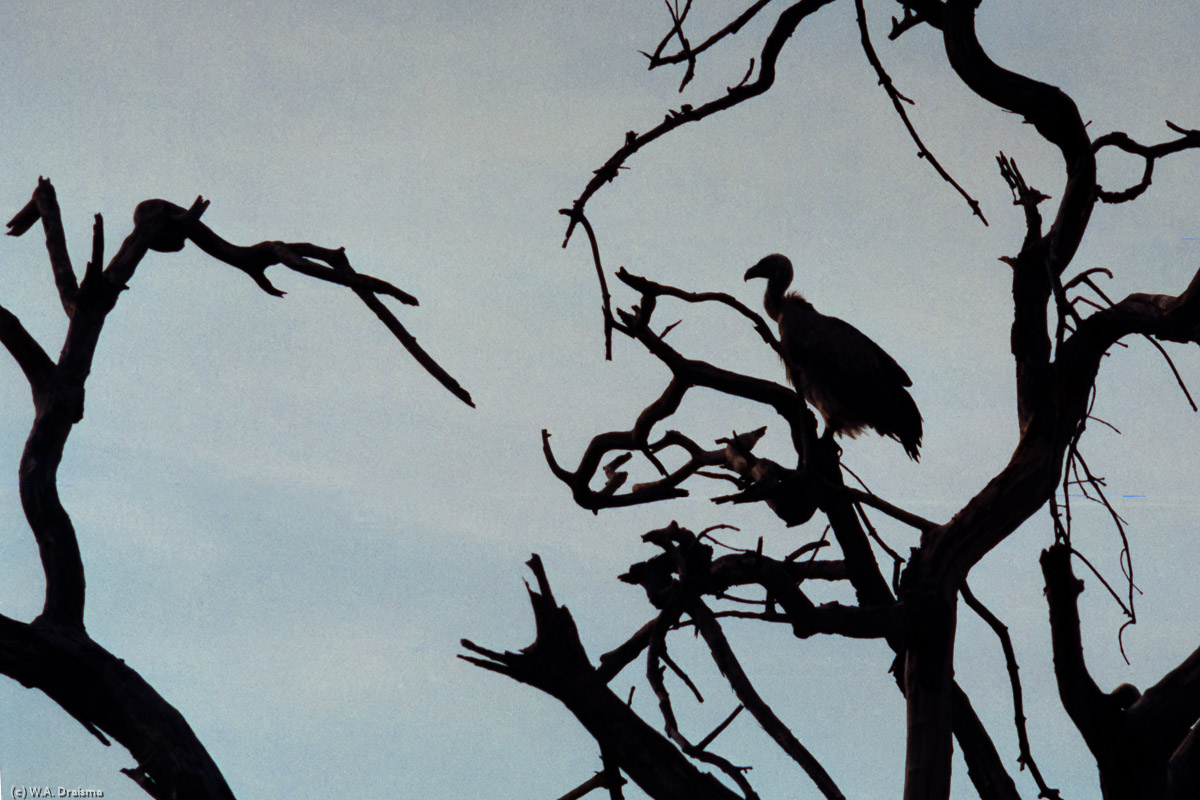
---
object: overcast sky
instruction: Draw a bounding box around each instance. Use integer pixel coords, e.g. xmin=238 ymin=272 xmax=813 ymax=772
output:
xmin=2 ymin=1 xmax=1199 ymax=798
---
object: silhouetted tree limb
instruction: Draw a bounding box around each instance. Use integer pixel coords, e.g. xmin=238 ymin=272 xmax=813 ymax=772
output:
xmin=562 ymin=0 xmax=839 ymax=248
xmin=948 ymin=684 xmax=1024 ymax=800
xmin=627 ymin=525 xmax=845 ymax=797
xmin=615 ymin=268 xmax=779 ymax=351
xmin=840 ymin=486 xmax=938 ymax=534
xmin=1093 ymin=122 xmax=1200 ymax=204
xmin=642 ymin=0 xmax=777 ymax=91
xmin=129 ymin=198 xmax=474 ymax=406
xmin=690 ymin=600 xmax=846 ymax=799
xmin=0 ymin=304 xmax=55 ymax=396
xmin=644 ymin=593 xmax=759 ymax=798
xmin=559 ymin=208 xmax=617 ymax=360
xmin=0 ymin=179 xmax=472 ymax=798
xmin=1169 ymin=726 xmax=1200 ymax=800
xmin=943 ymin=0 xmax=1093 ymax=279
xmin=0 ymin=614 xmax=235 ymax=800
xmin=1040 ymin=544 xmax=1200 ymax=799
xmin=555 ymin=768 xmax=626 ymax=800
xmin=622 ymin=523 xmax=1020 ymax=799
xmin=962 ymin=583 xmax=1060 ymax=798
xmin=855 ymin=0 xmax=986 ymax=224
xmin=6 ymin=177 xmax=78 ymax=314
xmin=461 ymin=556 xmax=745 ymax=800
xmin=894 ymin=0 xmax=1187 ymax=788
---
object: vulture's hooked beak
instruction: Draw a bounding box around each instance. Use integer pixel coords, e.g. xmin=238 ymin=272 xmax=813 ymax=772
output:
xmin=744 ymin=263 xmax=767 ymax=282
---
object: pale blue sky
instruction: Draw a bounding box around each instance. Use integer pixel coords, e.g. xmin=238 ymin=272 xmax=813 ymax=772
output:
xmin=2 ymin=2 xmax=1199 ymax=798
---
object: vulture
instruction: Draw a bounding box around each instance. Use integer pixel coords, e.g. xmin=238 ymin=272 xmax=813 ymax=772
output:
xmin=744 ymin=253 xmax=923 ymax=461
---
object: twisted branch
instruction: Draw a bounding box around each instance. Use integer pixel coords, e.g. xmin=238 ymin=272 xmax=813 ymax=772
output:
xmin=1093 ymin=121 xmax=1200 ymax=204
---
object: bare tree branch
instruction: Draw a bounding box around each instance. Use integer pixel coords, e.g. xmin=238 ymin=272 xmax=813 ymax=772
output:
xmin=2 ymin=180 xmax=476 ymax=797
xmin=644 ymin=0 xmax=777 ymax=90
xmin=6 ymin=176 xmax=78 ymax=315
xmin=461 ymin=557 xmax=746 ymax=800
xmin=559 ymin=209 xmax=616 ymax=360
xmin=690 ymin=600 xmax=846 ymax=799
xmin=1093 ymin=121 xmax=1200 ymax=204
xmin=962 ymin=582 xmax=1061 ymax=799
xmin=562 ymin=0 xmax=839 ymax=247
xmin=0 ymin=304 xmax=56 ymax=399
xmin=855 ymin=0 xmax=986 ymax=224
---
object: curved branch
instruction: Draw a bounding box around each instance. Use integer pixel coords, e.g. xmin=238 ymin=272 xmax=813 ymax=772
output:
xmin=1093 ymin=121 xmax=1200 ymax=204
xmin=559 ymin=209 xmax=616 ymax=360
xmin=563 ymin=0 xmax=838 ymax=246
xmin=1063 ymin=267 xmax=1200 ymax=372
xmin=942 ymin=0 xmax=1094 ymax=278
xmin=542 ymin=427 xmax=695 ymax=511
xmin=0 ymin=616 xmax=236 ymax=799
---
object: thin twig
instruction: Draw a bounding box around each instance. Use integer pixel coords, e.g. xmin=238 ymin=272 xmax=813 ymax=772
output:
xmin=854 ymin=503 xmax=905 ymax=595
xmin=690 ymin=599 xmax=845 ymax=799
xmin=855 ymin=0 xmax=986 ymax=224
xmin=1079 ymin=274 xmax=1198 ymax=410
xmin=644 ymin=0 xmax=777 ymax=80
xmin=696 ymin=705 xmax=745 ymax=750
xmin=563 ymin=0 xmax=839 ymax=246
xmin=961 ymin=583 xmax=1061 ymax=799
xmin=559 ymin=208 xmax=615 ymax=360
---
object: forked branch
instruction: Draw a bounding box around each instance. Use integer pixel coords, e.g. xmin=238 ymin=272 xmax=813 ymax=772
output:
xmin=563 ymin=0 xmax=839 ymax=246
xmin=1093 ymin=121 xmax=1200 ymax=204
xmin=460 ymin=556 xmax=745 ymax=800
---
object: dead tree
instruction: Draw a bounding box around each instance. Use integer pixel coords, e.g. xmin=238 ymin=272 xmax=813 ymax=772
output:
xmin=0 ymin=179 xmax=470 ymax=799
xmin=463 ymin=2 xmax=1200 ymax=799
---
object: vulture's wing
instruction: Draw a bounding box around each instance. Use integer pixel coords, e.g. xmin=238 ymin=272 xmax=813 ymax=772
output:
xmin=780 ymin=298 xmax=912 ymax=388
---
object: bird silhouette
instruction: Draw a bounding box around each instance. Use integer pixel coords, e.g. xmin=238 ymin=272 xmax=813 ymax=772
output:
xmin=745 ymin=253 xmax=923 ymax=460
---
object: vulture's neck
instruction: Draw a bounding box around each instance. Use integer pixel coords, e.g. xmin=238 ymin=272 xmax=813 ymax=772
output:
xmin=762 ymin=270 xmax=792 ymax=322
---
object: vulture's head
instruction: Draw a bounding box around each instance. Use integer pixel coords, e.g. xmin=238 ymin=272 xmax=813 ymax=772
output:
xmin=744 ymin=253 xmax=794 ymax=284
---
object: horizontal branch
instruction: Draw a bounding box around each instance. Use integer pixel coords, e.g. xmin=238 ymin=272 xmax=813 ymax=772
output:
xmin=109 ymin=198 xmax=473 ymax=406
xmin=616 ymin=268 xmax=779 ymax=351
